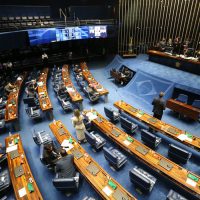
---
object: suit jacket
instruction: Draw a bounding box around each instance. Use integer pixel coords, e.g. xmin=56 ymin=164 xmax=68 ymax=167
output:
xmin=55 ymin=155 xmax=76 ymax=178
xmin=152 ymin=97 xmax=166 ymax=116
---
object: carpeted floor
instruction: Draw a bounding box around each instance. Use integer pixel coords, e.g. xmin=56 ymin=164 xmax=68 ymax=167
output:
xmin=1 ymin=54 xmax=200 ymax=200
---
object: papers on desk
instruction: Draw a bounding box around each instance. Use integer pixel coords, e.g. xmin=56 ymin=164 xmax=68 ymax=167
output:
xmin=177 ymin=134 xmax=192 ymax=142
xmin=186 ymin=178 xmax=197 ymax=187
xmin=18 ymin=187 xmax=27 ymax=197
xmin=86 ymin=112 xmax=97 ymax=121
xmin=67 ymin=87 xmax=75 ymax=92
xmin=39 ymin=92 xmax=45 ymax=96
xmin=61 ymin=139 xmax=74 ymax=152
xmin=102 ymin=186 xmax=113 ymax=196
xmin=37 ymin=82 xmax=44 ymax=87
xmin=6 ymin=144 xmax=18 ymax=153
xmin=123 ymin=140 xmax=131 ymax=146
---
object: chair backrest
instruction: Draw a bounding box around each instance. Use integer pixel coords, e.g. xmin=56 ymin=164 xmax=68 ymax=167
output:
xmin=192 ymin=100 xmax=200 ymax=109
xmin=23 ymin=97 xmax=37 ymax=107
xmin=103 ymin=147 xmax=118 ymax=164
xmin=120 ymin=116 xmax=132 ymax=129
xmin=168 ymin=144 xmax=191 ymax=159
xmin=52 ymin=177 xmax=76 ymax=190
xmin=104 ymin=107 xmax=114 ymax=118
xmin=176 ymin=94 xmax=188 ymax=103
xmin=85 ymin=131 xmax=96 ymax=145
xmin=129 ymin=168 xmax=151 ymax=190
xmin=141 ymin=129 xmax=156 ymax=142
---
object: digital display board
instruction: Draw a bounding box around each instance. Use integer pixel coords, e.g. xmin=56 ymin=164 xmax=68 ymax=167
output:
xmin=28 ymin=28 xmax=57 ymax=46
xmin=28 ymin=26 xmax=107 ymax=46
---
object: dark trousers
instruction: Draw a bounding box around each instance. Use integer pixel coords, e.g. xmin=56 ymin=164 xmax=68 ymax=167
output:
xmin=153 ymin=113 xmax=162 ymax=120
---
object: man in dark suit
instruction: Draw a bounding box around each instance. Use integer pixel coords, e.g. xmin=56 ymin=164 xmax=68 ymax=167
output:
xmin=152 ymin=92 xmax=166 ymax=120
xmin=55 ymin=149 xmax=76 ymax=178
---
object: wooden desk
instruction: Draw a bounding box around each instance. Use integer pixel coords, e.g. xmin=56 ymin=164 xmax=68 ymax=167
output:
xmin=84 ymin=110 xmax=200 ymax=198
xmin=62 ymin=65 xmax=83 ymax=109
xmin=110 ymin=70 xmax=127 ymax=84
xmin=5 ymin=74 xmax=26 ymax=123
xmin=166 ymin=99 xmax=200 ymax=121
xmin=80 ymin=62 xmax=109 ymax=102
xmin=148 ymin=50 xmax=200 ymax=75
xmin=5 ymin=134 xmax=43 ymax=200
xmin=114 ymin=100 xmax=200 ymax=152
xmin=49 ymin=120 xmax=136 ymax=200
xmin=37 ymin=68 xmax=53 ymax=116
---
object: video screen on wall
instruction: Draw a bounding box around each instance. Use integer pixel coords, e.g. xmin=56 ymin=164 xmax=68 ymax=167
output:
xmin=28 ymin=26 xmax=107 ymax=46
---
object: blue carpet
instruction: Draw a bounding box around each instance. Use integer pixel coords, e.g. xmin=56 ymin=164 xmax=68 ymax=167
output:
xmin=0 ymin=54 xmax=200 ymax=200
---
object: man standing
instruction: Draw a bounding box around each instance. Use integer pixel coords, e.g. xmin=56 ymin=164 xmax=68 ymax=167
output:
xmin=152 ymin=92 xmax=166 ymax=120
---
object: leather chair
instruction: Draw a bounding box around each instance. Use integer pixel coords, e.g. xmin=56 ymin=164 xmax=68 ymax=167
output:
xmin=83 ymin=87 xmax=100 ymax=102
xmin=32 ymin=130 xmax=52 ymax=145
xmin=192 ymin=100 xmax=200 ymax=109
xmin=25 ymin=106 xmax=41 ymax=120
xmin=120 ymin=116 xmax=138 ymax=133
xmin=129 ymin=166 xmax=157 ymax=192
xmin=104 ymin=107 xmax=120 ymax=122
xmin=103 ymin=146 xmax=127 ymax=169
xmin=166 ymin=189 xmax=188 ymax=200
xmin=168 ymin=144 xmax=191 ymax=164
xmin=175 ymin=94 xmax=188 ymax=103
xmin=52 ymin=172 xmax=80 ymax=192
xmin=0 ymin=169 xmax=11 ymax=194
xmin=141 ymin=129 xmax=161 ymax=148
xmin=60 ymin=99 xmax=73 ymax=112
xmin=0 ymin=110 xmax=5 ymax=129
xmin=85 ymin=131 xmax=106 ymax=151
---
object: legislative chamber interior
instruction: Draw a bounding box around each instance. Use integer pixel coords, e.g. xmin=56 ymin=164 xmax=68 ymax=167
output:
xmin=0 ymin=0 xmax=200 ymax=200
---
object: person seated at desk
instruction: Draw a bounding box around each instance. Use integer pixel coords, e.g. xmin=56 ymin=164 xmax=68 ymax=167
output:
xmin=55 ymin=149 xmax=76 ymax=178
xmin=26 ymin=80 xmax=38 ymax=98
xmin=58 ymin=83 xmax=67 ymax=96
xmin=4 ymin=82 xmax=15 ymax=96
xmin=43 ymin=143 xmax=60 ymax=166
xmin=0 ymin=97 xmax=7 ymax=109
xmin=0 ymin=143 xmax=6 ymax=155
xmin=159 ymin=38 xmax=166 ymax=51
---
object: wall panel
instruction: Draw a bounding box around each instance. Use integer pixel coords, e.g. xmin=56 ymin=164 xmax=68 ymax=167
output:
xmin=118 ymin=0 xmax=200 ymax=54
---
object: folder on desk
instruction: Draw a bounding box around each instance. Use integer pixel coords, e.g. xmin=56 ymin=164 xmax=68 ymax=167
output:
xmin=113 ymin=188 xmax=129 ymax=200
xmin=86 ymin=163 xmax=99 ymax=176
xmin=136 ymin=146 xmax=149 ymax=155
xmin=111 ymin=129 xmax=121 ymax=137
xmin=158 ymin=158 xmax=173 ymax=171
xmin=58 ymin=128 xmax=65 ymax=136
xmin=10 ymin=149 xmax=19 ymax=159
xmin=14 ymin=165 xmax=24 ymax=178
xmin=71 ymin=149 xmax=83 ymax=159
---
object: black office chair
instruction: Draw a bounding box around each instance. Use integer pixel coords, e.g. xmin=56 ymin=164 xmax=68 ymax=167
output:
xmin=0 ymin=109 xmax=5 ymax=129
xmin=141 ymin=129 xmax=161 ymax=148
xmin=120 ymin=116 xmax=138 ymax=133
xmin=168 ymin=144 xmax=191 ymax=164
xmin=104 ymin=107 xmax=120 ymax=122
xmin=129 ymin=166 xmax=157 ymax=192
xmin=52 ymin=172 xmax=80 ymax=192
xmin=32 ymin=130 xmax=52 ymax=145
xmin=103 ymin=146 xmax=127 ymax=169
xmin=85 ymin=131 xmax=106 ymax=151
xmin=166 ymin=189 xmax=188 ymax=200
xmin=0 ymin=169 xmax=11 ymax=194
xmin=175 ymin=94 xmax=188 ymax=103
xmin=25 ymin=106 xmax=41 ymax=120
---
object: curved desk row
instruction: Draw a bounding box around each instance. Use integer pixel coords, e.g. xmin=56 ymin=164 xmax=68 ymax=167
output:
xmin=84 ymin=110 xmax=200 ymax=199
xmin=37 ymin=68 xmax=53 ymax=119
xmin=5 ymin=134 xmax=43 ymax=200
xmin=49 ymin=120 xmax=136 ymax=200
xmin=80 ymin=62 xmax=109 ymax=102
xmin=5 ymin=73 xmax=27 ymax=130
xmin=114 ymin=100 xmax=200 ymax=152
xmin=62 ymin=65 xmax=83 ymax=109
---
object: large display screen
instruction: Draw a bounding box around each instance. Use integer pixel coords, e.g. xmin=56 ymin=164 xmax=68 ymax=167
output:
xmin=28 ymin=26 xmax=107 ymax=45
xmin=28 ymin=28 xmax=57 ymax=46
